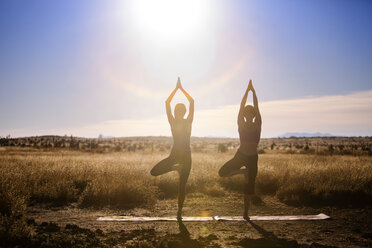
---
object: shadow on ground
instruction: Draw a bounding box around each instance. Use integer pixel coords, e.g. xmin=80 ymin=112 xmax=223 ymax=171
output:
xmin=157 ymin=221 xmax=219 ymax=248
xmin=236 ymin=220 xmax=336 ymax=248
xmin=2 ymin=218 xmax=340 ymax=248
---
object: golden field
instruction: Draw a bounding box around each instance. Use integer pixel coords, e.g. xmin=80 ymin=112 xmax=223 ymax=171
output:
xmin=0 ymin=136 xmax=371 ymax=247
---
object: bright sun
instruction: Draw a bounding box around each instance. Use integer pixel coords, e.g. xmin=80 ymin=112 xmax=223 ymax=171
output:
xmin=117 ymin=0 xmax=221 ymax=87
xmin=130 ymin=0 xmax=211 ymax=43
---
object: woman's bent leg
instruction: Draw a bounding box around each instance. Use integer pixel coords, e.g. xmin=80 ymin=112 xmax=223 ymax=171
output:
xmin=150 ymin=156 xmax=175 ymax=176
xmin=218 ymin=153 xmax=244 ymax=177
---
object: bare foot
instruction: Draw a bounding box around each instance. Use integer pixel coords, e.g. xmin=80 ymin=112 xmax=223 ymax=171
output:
xmin=243 ymin=213 xmax=250 ymax=221
xmin=177 ymin=211 xmax=182 ymax=222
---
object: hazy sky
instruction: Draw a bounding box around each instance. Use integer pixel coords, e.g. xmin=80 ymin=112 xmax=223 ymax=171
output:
xmin=1 ymin=0 xmax=371 ymax=137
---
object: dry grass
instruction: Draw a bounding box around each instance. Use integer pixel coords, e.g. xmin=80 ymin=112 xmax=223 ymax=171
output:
xmin=0 ymin=148 xmax=371 ymax=212
xmin=0 ymin=170 xmax=31 ymax=244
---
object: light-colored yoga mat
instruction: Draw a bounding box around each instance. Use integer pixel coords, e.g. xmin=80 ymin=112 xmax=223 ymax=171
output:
xmin=214 ymin=213 xmax=330 ymax=221
xmin=97 ymin=213 xmax=330 ymax=222
xmin=97 ymin=216 xmax=213 ymax=222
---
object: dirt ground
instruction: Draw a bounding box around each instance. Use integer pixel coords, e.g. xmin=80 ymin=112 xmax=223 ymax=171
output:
xmin=26 ymin=194 xmax=372 ymax=247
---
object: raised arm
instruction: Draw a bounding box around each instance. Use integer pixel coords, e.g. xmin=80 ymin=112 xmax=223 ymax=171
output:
xmin=251 ymin=84 xmax=262 ymax=126
xmin=180 ymin=87 xmax=194 ymax=122
xmin=166 ymin=87 xmax=178 ymax=124
xmin=238 ymin=80 xmax=251 ymax=126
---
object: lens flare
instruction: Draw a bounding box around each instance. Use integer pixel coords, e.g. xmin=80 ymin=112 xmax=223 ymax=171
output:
xmin=101 ymin=54 xmax=247 ymax=100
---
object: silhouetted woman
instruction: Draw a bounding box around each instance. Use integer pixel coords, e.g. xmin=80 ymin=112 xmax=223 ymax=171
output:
xmin=218 ymin=80 xmax=262 ymax=220
xmin=150 ymin=77 xmax=194 ymax=221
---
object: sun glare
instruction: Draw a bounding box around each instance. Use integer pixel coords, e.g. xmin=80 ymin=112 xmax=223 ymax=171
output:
xmin=130 ymin=0 xmax=210 ymax=43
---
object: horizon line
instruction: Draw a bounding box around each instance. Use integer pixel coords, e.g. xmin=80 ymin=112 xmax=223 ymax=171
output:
xmin=2 ymin=134 xmax=371 ymax=140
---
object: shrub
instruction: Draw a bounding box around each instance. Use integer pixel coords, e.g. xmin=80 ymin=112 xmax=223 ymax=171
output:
xmin=155 ymin=176 xmax=179 ymax=199
xmin=0 ymin=177 xmax=31 ymax=245
xmin=202 ymin=185 xmax=225 ymax=197
xmin=30 ymin=180 xmax=79 ymax=206
xmin=80 ymin=174 xmax=157 ymax=209
xmin=217 ymin=144 xmax=227 ymax=153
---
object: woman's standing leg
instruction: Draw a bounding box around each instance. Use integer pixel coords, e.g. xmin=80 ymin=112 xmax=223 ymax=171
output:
xmin=177 ymin=154 xmax=191 ymax=220
xmin=243 ymin=154 xmax=258 ymax=220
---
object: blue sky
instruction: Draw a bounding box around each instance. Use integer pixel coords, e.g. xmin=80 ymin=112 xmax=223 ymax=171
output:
xmin=0 ymin=0 xmax=371 ymax=137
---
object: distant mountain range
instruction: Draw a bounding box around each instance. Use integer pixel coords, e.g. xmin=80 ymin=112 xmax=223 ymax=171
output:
xmin=279 ymin=132 xmax=334 ymax=138
xmin=98 ymin=134 xmax=114 ymax=139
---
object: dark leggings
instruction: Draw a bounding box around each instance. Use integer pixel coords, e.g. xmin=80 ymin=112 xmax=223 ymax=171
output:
xmin=219 ymin=150 xmax=258 ymax=195
xmin=150 ymin=150 xmax=191 ymax=192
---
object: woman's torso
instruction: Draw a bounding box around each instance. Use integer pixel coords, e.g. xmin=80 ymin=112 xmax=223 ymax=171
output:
xmin=171 ymin=119 xmax=192 ymax=152
xmin=238 ymin=122 xmax=261 ymax=156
